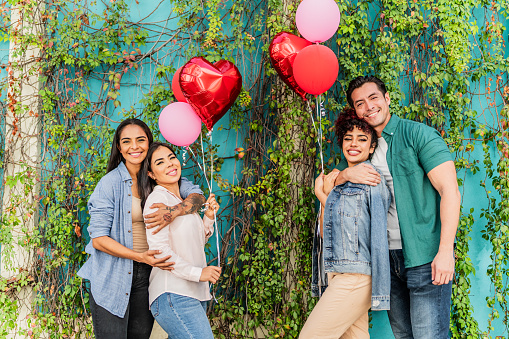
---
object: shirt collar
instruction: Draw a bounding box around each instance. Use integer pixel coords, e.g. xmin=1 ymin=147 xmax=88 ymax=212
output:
xmin=117 ymin=161 xmax=133 ymax=182
xmin=381 ymin=114 xmax=400 ymax=138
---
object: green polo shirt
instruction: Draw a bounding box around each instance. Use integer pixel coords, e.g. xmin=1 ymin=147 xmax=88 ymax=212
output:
xmin=339 ymin=115 xmax=453 ymax=268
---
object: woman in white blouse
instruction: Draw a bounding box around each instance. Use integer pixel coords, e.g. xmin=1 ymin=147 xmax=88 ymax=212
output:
xmin=139 ymin=141 xmax=221 ymax=339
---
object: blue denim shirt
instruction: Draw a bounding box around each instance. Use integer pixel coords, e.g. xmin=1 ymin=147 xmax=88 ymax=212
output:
xmin=77 ymin=162 xmax=203 ymax=317
xmin=311 ymin=161 xmax=392 ymax=310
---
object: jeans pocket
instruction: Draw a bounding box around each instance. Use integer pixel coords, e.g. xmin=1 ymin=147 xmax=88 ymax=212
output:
xmin=167 ymin=292 xmax=174 ymax=308
xmin=151 ymin=297 xmax=159 ymax=317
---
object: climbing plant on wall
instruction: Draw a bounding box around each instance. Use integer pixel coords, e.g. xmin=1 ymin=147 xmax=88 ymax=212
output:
xmin=0 ymin=0 xmax=508 ymax=338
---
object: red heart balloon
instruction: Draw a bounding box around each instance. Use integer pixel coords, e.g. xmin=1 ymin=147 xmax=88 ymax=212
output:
xmin=269 ymin=32 xmax=312 ymax=100
xmin=180 ymin=57 xmax=242 ymax=131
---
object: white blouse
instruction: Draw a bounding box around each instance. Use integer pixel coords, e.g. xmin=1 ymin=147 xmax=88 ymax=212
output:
xmin=144 ymin=185 xmax=213 ymax=305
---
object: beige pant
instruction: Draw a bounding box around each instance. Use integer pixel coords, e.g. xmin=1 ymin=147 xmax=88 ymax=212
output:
xmin=300 ymin=273 xmax=372 ymax=339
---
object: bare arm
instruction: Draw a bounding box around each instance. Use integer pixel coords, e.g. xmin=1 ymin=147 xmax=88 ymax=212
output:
xmin=427 ymin=160 xmax=461 ymax=285
xmin=144 ymin=193 xmax=206 ymax=234
xmin=92 ymin=236 xmax=174 ymax=270
xmin=334 ymin=163 xmax=381 ymax=187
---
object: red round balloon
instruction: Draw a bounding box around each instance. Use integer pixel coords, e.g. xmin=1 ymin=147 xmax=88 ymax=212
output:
xmin=180 ymin=57 xmax=242 ymax=131
xmin=269 ymin=32 xmax=312 ymax=100
xmin=171 ymin=66 xmax=186 ymax=102
xmin=293 ymin=44 xmax=338 ymax=95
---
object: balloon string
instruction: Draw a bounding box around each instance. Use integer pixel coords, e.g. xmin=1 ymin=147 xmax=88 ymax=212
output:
xmin=182 ymin=147 xmax=188 ymax=166
xmin=310 ymin=95 xmax=324 ymax=173
xmin=208 ymin=130 xmax=221 ymax=269
xmin=196 ymin=131 xmax=221 ymax=304
xmin=199 ymin=131 xmax=221 ymax=269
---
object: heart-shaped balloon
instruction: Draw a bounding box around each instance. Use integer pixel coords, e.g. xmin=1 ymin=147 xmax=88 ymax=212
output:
xmin=180 ymin=57 xmax=242 ymax=131
xmin=269 ymin=32 xmax=312 ymax=100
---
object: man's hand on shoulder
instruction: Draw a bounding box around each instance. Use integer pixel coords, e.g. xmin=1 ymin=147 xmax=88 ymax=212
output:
xmin=335 ymin=163 xmax=381 ymax=186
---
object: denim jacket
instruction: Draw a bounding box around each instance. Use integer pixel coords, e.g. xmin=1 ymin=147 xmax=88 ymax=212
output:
xmin=311 ymin=161 xmax=392 ymax=310
xmin=77 ymin=162 xmax=203 ymax=317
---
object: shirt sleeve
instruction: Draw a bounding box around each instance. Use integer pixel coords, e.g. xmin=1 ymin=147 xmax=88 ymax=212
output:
xmin=203 ymin=215 xmax=214 ymax=241
xmin=179 ymin=176 xmax=204 ymax=199
xmin=144 ymin=191 xmax=203 ymax=282
xmin=87 ymin=180 xmax=115 ymax=239
xmin=413 ymin=124 xmax=452 ymax=174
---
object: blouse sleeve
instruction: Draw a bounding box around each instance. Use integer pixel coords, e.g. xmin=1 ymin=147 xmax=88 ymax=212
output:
xmin=203 ymin=215 xmax=214 ymax=241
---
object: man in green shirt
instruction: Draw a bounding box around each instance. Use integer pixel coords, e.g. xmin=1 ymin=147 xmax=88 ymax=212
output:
xmin=335 ymin=76 xmax=461 ymax=338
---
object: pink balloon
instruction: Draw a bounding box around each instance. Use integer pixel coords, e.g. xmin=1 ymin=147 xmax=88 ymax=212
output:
xmin=159 ymin=102 xmax=202 ymax=147
xmin=296 ymin=0 xmax=340 ymax=43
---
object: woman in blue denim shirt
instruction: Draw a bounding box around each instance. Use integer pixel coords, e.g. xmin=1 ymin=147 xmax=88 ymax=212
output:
xmin=78 ymin=119 xmax=205 ymax=339
xmin=300 ymin=110 xmax=391 ymax=338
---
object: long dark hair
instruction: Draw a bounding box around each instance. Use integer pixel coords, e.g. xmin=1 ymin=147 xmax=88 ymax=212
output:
xmin=138 ymin=142 xmax=182 ymax=208
xmin=106 ymin=118 xmax=154 ymax=173
xmin=335 ymin=108 xmax=378 ymax=160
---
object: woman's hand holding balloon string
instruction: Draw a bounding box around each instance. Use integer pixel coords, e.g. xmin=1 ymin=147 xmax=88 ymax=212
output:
xmin=203 ymin=194 xmax=219 ymax=219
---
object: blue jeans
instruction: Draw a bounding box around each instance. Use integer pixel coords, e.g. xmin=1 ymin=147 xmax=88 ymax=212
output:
xmin=89 ymin=262 xmax=153 ymax=339
xmin=151 ymin=292 xmax=213 ymax=339
xmin=387 ymin=249 xmax=452 ymax=339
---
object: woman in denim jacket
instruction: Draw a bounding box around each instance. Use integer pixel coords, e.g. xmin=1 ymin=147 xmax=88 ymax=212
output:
xmin=78 ymin=119 xmax=205 ymax=339
xmin=300 ymin=110 xmax=391 ymax=338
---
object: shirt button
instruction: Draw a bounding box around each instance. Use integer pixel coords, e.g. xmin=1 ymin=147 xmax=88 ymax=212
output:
xmin=126 ymin=293 xmax=128 ymax=296
xmin=128 ymin=211 xmax=131 ymax=214
xmin=128 ymin=193 xmax=131 ymax=196
xmin=128 ymin=230 xmax=131 ymax=233
xmin=128 ymin=272 xmax=131 ymax=274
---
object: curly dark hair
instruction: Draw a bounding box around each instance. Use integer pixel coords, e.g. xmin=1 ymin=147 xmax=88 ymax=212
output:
xmin=335 ymin=108 xmax=378 ymax=159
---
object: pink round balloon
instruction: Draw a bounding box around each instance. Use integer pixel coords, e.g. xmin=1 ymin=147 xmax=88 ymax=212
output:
xmin=159 ymin=102 xmax=202 ymax=147
xmin=296 ymin=0 xmax=340 ymax=43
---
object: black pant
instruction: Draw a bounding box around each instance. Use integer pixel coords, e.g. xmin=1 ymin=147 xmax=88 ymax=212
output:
xmin=89 ymin=262 xmax=154 ymax=339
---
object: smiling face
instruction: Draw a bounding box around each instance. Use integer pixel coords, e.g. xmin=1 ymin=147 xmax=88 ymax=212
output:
xmin=342 ymin=126 xmax=375 ymax=167
xmin=117 ymin=124 xmax=150 ymax=167
xmin=350 ymin=82 xmax=391 ymax=136
xmin=148 ymin=146 xmax=181 ymax=188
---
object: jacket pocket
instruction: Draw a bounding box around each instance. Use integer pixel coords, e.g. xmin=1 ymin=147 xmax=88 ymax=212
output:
xmin=339 ymin=187 xmax=363 ymax=218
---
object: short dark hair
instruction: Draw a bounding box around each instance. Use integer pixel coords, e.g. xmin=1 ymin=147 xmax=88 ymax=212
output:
xmin=106 ymin=118 xmax=154 ymax=173
xmin=138 ymin=142 xmax=181 ymax=208
xmin=335 ymin=108 xmax=378 ymax=160
xmin=346 ymin=76 xmax=387 ymax=108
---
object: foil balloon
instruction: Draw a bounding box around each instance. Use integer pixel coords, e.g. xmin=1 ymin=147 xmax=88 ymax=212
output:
xmin=293 ymin=44 xmax=339 ymax=95
xmin=180 ymin=57 xmax=242 ymax=131
xmin=171 ymin=66 xmax=186 ymax=102
xmin=269 ymin=32 xmax=312 ymax=100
